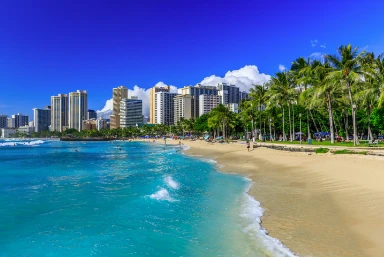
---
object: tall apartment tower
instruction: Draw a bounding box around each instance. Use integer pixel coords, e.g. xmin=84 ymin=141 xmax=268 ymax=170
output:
xmin=7 ymin=117 xmax=15 ymax=128
xmin=174 ymin=94 xmax=193 ymax=124
xmin=149 ymin=85 xmax=170 ymax=124
xmin=155 ymin=92 xmax=177 ymax=125
xmin=0 ymin=115 xmax=7 ymax=128
xmin=51 ymin=94 xmax=68 ymax=132
xmin=69 ymin=90 xmax=88 ymax=131
xmin=11 ymin=113 xmax=29 ymax=128
xmin=87 ymin=109 xmax=97 ymax=120
xmin=33 ymin=107 xmax=51 ymax=132
xmin=110 ymin=86 xmax=128 ymax=129
xmin=217 ymin=83 xmax=240 ymax=104
xmin=180 ymin=84 xmax=219 ymax=118
xmin=120 ymin=96 xmax=143 ymax=127
xmin=199 ymin=94 xmax=222 ymax=116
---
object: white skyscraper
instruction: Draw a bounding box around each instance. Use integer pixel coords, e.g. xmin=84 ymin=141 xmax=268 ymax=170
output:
xmin=120 ymin=96 xmax=143 ymax=127
xmin=155 ymin=92 xmax=177 ymax=125
xmin=69 ymin=90 xmax=88 ymax=131
xmin=174 ymin=94 xmax=193 ymax=124
xmin=199 ymin=94 xmax=222 ymax=116
xmin=51 ymin=94 xmax=68 ymax=132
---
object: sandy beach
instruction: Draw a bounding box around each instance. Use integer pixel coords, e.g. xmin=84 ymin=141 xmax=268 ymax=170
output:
xmin=171 ymin=140 xmax=384 ymax=257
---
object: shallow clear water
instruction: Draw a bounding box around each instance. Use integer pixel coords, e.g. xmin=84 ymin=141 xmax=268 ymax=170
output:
xmin=0 ymin=140 xmax=294 ymax=257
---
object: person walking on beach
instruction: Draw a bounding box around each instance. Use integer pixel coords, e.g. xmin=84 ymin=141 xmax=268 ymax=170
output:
xmin=246 ymin=140 xmax=250 ymax=152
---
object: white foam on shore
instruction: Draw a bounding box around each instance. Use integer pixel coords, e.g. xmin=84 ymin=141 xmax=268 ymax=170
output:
xmin=164 ymin=176 xmax=180 ymax=190
xmin=149 ymin=188 xmax=175 ymax=202
xmin=240 ymin=181 xmax=298 ymax=257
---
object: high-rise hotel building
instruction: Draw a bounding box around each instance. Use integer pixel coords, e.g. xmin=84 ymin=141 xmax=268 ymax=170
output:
xmin=51 ymin=94 xmax=68 ymax=132
xmin=110 ymin=86 xmax=128 ymax=129
xmin=149 ymin=85 xmax=170 ymax=124
xmin=69 ymin=90 xmax=88 ymax=131
xmin=120 ymin=96 xmax=143 ymax=127
xmin=199 ymin=94 xmax=222 ymax=116
xmin=0 ymin=115 xmax=7 ymax=129
xmin=155 ymin=92 xmax=177 ymax=125
xmin=180 ymin=84 xmax=218 ymax=118
xmin=33 ymin=106 xmax=51 ymax=132
xmin=174 ymin=94 xmax=193 ymax=124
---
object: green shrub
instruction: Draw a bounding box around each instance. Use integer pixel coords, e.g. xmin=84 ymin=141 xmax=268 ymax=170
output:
xmin=315 ymin=148 xmax=329 ymax=154
xmin=333 ymin=149 xmax=367 ymax=155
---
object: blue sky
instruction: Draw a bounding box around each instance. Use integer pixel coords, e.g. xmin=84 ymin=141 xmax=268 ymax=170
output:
xmin=1 ymin=0 xmax=384 ymax=118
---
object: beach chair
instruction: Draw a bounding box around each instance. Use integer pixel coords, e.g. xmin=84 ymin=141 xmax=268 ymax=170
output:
xmin=365 ymin=140 xmax=373 ymax=147
xmin=373 ymin=140 xmax=379 ymax=147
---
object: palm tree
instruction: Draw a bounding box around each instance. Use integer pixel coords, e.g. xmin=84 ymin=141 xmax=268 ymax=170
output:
xmin=310 ymin=61 xmax=343 ymax=144
xmin=209 ymin=104 xmax=234 ymax=140
xmin=292 ymin=57 xmax=312 ymax=139
xmin=357 ymin=53 xmax=384 ymax=140
xmin=325 ymin=44 xmax=366 ymax=145
xmin=269 ymin=72 xmax=293 ymax=141
xmin=238 ymin=99 xmax=256 ymax=139
xmin=249 ymin=83 xmax=268 ymax=140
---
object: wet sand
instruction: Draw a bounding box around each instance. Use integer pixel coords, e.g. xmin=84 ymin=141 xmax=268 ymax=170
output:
xmin=176 ymin=140 xmax=384 ymax=257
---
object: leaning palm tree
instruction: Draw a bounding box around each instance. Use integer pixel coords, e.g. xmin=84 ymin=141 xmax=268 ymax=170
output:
xmin=325 ymin=44 xmax=366 ymax=145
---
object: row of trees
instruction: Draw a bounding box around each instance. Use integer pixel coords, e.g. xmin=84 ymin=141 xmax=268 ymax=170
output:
xmin=234 ymin=44 xmax=384 ymax=145
xmin=11 ymin=44 xmax=384 ymax=144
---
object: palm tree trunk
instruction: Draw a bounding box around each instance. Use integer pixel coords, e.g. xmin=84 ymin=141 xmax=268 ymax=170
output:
xmin=327 ymin=92 xmax=335 ymax=144
xmin=251 ymin=118 xmax=254 ymax=140
xmin=346 ymin=79 xmax=358 ymax=145
xmin=282 ymin=106 xmax=286 ymax=141
xmin=344 ymin=111 xmax=349 ymax=140
xmin=307 ymin=109 xmax=311 ymax=139
xmin=368 ymin=109 xmax=373 ymax=141
xmin=292 ymin=103 xmax=295 ymax=140
xmin=333 ymin=112 xmax=338 ymax=136
xmin=268 ymin=113 xmax=272 ymax=141
xmin=288 ymin=103 xmax=292 ymax=141
xmin=259 ymin=104 xmax=262 ymax=140
xmin=310 ymin=110 xmax=319 ymax=133
xmin=222 ymin=120 xmax=225 ymax=140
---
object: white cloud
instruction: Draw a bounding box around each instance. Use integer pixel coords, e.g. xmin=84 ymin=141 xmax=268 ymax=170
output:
xmin=97 ymin=82 xmax=177 ymax=118
xmin=320 ymin=44 xmax=326 ymax=48
xmin=128 ymin=85 xmax=150 ymax=117
xmin=199 ymin=65 xmax=271 ymax=92
xmin=99 ymin=98 xmax=113 ymax=112
xmin=97 ymin=65 xmax=271 ymax=119
xmin=310 ymin=52 xmax=326 ymax=63
xmin=311 ymin=39 xmax=318 ymax=47
xmin=278 ymin=64 xmax=286 ymax=72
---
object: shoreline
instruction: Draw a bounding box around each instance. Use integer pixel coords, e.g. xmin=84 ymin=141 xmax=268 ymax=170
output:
xmin=175 ymin=140 xmax=384 ymax=257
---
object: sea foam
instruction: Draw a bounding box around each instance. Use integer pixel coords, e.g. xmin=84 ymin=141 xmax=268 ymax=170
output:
xmin=240 ymin=182 xmax=298 ymax=257
xmin=149 ymin=188 xmax=175 ymax=202
xmin=164 ymin=176 xmax=180 ymax=190
xmin=0 ymin=140 xmax=45 ymax=147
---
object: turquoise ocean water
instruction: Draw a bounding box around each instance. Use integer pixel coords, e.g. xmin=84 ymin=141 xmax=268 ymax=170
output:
xmin=0 ymin=140 xmax=295 ymax=257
